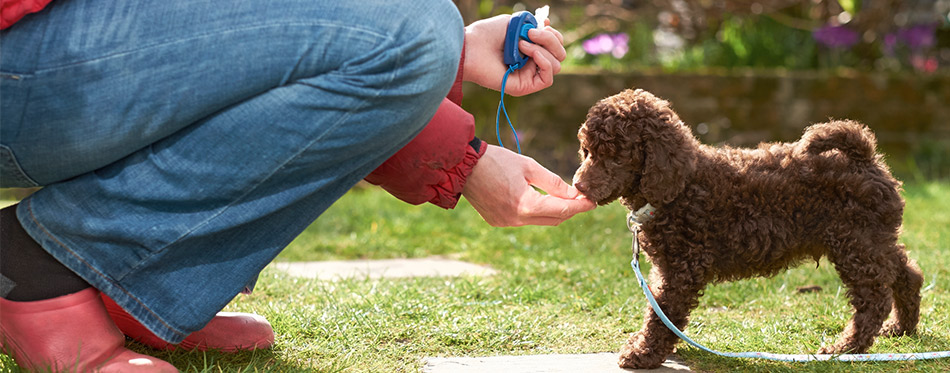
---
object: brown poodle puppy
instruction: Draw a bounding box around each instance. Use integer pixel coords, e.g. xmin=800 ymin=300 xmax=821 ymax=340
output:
xmin=572 ymin=89 xmax=923 ymax=369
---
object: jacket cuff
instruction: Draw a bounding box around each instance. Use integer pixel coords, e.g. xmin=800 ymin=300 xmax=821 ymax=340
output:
xmin=364 ymin=98 xmax=485 ymax=209
xmin=427 ymin=136 xmax=487 ymax=208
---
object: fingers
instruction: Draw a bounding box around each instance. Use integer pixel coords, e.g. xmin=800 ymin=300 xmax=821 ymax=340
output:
xmin=526 ymin=44 xmax=561 ymax=75
xmin=523 ymin=158 xmax=576 ymax=199
xmin=522 ymin=27 xmax=564 ymax=76
xmin=463 ymin=146 xmax=596 ymax=227
xmin=527 ymin=27 xmax=566 ymax=61
xmin=503 ymin=26 xmax=562 ymax=96
xmin=526 ymin=195 xmax=597 ymax=226
xmin=545 ymin=25 xmax=565 ymax=46
xmin=517 ymin=158 xmax=597 ymax=225
xmin=513 ymin=189 xmax=596 ymax=226
xmin=505 ymin=42 xmax=559 ymax=96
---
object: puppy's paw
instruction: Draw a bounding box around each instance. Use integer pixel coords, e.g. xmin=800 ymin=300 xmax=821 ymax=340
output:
xmin=817 ymin=342 xmax=861 ymax=355
xmin=816 ymin=345 xmax=840 ymax=355
xmin=879 ymin=320 xmax=915 ymax=337
xmin=618 ymin=343 xmax=665 ymax=370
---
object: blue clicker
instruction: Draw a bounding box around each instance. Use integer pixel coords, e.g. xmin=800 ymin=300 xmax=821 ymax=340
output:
xmin=503 ymin=12 xmax=538 ymax=70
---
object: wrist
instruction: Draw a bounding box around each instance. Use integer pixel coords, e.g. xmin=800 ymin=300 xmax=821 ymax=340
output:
xmin=461 ymin=25 xmax=478 ymax=84
xmin=461 ymin=20 xmax=495 ymax=87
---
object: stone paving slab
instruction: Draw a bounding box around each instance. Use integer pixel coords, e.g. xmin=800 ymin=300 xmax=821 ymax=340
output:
xmin=423 ymin=353 xmax=690 ymax=372
xmin=271 ymin=257 xmax=497 ymax=280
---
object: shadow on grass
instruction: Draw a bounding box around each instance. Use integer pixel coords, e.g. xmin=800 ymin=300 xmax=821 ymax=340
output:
xmin=1 ymin=343 xmax=332 ymax=372
xmin=125 ymin=341 xmax=324 ymax=373
xmin=677 ymin=330 xmax=950 ymax=373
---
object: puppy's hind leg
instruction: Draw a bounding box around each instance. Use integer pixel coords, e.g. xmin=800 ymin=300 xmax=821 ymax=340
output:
xmin=819 ymin=235 xmax=895 ymax=354
xmin=880 ymin=245 xmax=923 ymax=337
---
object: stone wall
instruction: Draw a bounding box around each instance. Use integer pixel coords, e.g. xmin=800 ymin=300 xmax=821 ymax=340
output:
xmin=463 ymin=70 xmax=950 ymax=179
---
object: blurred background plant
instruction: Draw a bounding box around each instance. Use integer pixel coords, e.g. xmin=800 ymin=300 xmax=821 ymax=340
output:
xmin=454 ymin=0 xmax=950 ymax=73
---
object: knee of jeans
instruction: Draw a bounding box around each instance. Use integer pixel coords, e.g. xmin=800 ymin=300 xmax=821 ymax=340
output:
xmin=396 ymin=0 xmax=464 ymax=94
xmin=419 ymin=0 xmax=465 ymax=57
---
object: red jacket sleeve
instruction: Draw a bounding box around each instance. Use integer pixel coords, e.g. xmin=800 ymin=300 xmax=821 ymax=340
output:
xmin=1 ymin=0 xmax=52 ymax=29
xmin=364 ymin=47 xmax=487 ymax=209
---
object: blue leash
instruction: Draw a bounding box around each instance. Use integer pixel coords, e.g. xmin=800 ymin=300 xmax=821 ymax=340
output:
xmin=626 ymin=213 xmax=950 ymax=362
xmin=495 ymin=66 xmax=522 ymax=154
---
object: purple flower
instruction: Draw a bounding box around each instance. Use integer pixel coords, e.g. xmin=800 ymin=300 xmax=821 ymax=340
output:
xmin=898 ymin=24 xmax=936 ymax=50
xmin=813 ymin=25 xmax=859 ymax=49
xmin=610 ymin=33 xmax=629 ymax=58
xmin=883 ymin=24 xmax=937 ymax=56
xmin=883 ymin=33 xmax=898 ymax=55
xmin=582 ymin=34 xmax=612 ymax=55
xmin=582 ymin=33 xmax=629 ymax=58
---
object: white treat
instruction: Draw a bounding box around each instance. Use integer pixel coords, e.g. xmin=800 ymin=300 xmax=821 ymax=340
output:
xmin=534 ymin=5 xmax=549 ymax=26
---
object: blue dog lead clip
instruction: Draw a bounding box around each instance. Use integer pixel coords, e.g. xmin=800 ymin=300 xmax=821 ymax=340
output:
xmin=496 ymin=11 xmax=538 ymax=154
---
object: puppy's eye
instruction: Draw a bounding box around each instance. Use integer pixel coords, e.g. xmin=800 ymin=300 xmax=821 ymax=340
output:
xmin=581 ymin=148 xmax=590 ymax=158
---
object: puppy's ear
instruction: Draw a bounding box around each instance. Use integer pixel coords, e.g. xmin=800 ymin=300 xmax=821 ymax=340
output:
xmin=636 ymin=95 xmax=697 ymax=205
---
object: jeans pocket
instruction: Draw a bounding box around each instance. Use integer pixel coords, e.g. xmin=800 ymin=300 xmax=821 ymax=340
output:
xmin=0 ymin=145 xmax=40 ymax=188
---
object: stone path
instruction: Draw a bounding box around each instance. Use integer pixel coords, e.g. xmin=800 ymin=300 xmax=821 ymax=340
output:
xmin=271 ymin=257 xmax=497 ymax=281
xmin=423 ymin=353 xmax=691 ymax=373
xmin=273 ymin=257 xmax=691 ymax=372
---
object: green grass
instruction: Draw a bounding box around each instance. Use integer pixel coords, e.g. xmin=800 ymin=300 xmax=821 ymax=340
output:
xmin=1 ymin=182 xmax=948 ymax=372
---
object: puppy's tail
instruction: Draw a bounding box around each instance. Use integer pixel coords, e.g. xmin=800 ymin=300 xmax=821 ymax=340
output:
xmin=802 ymin=120 xmax=877 ymax=162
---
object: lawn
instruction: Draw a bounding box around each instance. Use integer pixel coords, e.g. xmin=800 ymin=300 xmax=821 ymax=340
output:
xmin=1 ymin=182 xmax=948 ymax=372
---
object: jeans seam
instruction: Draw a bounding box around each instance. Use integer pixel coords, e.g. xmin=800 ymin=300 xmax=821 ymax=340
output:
xmin=22 ymin=198 xmax=189 ymax=339
xmin=0 ymin=145 xmax=40 ymax=187
xmin=1 ymin=17 xmax=47 ymax=142
xmin=152 ymin=89 xmax=383 ymax=257
xmin=146 ymin=49 xmax=400 ymax=263
xmin=33 ymin=21 xmax=393 ymax=73
xmin=9 ymin=8 xmax=50 ymax=131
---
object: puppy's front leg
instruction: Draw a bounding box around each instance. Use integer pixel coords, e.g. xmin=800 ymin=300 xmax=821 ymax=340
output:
xmin=619 ymin=263 xmax=705 ymax=369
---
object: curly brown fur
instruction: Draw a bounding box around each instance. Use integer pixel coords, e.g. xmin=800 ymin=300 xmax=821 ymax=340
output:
xmin=573 ymin=89 xmax=923 ymax=369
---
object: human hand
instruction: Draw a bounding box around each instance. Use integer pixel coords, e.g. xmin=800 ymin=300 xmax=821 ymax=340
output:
xmin=462 ymin=145 xmax=596 ymax=227
xmin=462 ymin=14 xmax=565 ymax=97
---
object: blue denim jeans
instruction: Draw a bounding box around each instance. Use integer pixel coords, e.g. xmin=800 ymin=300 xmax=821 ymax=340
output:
xmin=1 ymin=0 xmax=463 ymax=343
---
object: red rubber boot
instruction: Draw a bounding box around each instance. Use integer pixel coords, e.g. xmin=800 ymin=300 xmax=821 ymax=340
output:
xmin=101 ymin=294 xmax=274 ymax=352
xmin=0 ymin=288 xmax=177 ymax=372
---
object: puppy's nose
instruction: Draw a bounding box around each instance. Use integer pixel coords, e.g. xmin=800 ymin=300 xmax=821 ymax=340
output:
xmin=574 ymin=181 xmax=588 ymax=193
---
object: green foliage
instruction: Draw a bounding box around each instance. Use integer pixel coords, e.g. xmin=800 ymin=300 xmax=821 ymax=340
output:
xmin=839 ymin=0 xmax=861 ymax=15
xmin=907 ymin=139 xmax=950 ymax=182
xmin=546 ymin=1 xmax=946 ymax=73
xmin=709 ymin=16 xmax=818 ymax=69
xmin=572 ymin=15 xmax=820 ymax=72
xmin=565 ymin=22 xmax=658 ymax=71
